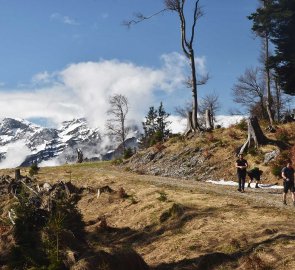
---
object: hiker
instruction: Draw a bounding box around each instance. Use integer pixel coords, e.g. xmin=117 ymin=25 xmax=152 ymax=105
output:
xmin=235 ymin=153 xmax=248 ymax=192
xmin=247 ymin=167 xmax=263 ymax=188
xmin=281 ymin=161 xmax=295 ymax=205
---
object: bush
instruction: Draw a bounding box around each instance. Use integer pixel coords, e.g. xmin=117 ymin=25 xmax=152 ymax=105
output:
xmin=123 ymin=147 xmax=134 ymax=159
xmin=9 ymin=185 xmax=85 ymax=270
xmin=236 ymin=119 xmax=248 ymax=131
xmin=29 ymin=162 xmax=40 ymax=176
xmin=271 ymin=165 xmax=282 ymax=177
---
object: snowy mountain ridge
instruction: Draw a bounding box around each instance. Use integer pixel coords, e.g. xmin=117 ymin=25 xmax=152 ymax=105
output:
xmin=0 ymin=118 xmax=102 ymax=168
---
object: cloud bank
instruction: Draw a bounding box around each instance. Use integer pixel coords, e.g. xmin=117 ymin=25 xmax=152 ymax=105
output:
xmin=0 ymin=53 xmax=206 ymax=130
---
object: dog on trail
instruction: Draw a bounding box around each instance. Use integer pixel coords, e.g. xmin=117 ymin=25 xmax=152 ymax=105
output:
xmin=247 ymin=168 xmax=263 ymax=188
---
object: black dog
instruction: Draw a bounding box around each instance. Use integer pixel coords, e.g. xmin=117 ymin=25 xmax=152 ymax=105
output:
xmin=247 ymin=168 xmax=263 ymax=188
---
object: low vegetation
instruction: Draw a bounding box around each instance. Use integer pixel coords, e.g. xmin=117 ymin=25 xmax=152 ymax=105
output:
xmin=0 ymin=120 xmax=294 ymax=269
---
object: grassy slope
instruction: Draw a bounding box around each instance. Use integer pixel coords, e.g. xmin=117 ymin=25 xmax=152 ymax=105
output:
xmin=128 ymin=121 xmax=295 ymax=183
xmin=1 ymin=159 xmax=295 ymax=269
xmin=0 ymin=121 xmax=295 ymax=269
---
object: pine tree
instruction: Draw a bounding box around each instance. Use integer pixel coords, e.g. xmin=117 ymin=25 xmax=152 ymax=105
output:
xmin=142 ymin=106 xmax=158 ymax=147
xmin=141 ymin=102 xmax=171 ymax=147
xmin=249 ymin=0 xmax=295 ymax=95
xmin=155 ymin=102 xmax=170 ymax=142
xmin=270 ymin=0 xmax=295 ymax=95
xmin=248 ymin=0 xmax=275 ymax=125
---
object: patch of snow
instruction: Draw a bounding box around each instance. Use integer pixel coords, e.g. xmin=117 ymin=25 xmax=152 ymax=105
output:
xmin=206 ymin=179 xmax=283 ymax=189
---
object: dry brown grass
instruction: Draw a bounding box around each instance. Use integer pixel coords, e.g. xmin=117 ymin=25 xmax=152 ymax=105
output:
xmin=1 ymin=122 xmax=295 ymax=269
xmin=1 ymin=162 xmax=294 ymax=269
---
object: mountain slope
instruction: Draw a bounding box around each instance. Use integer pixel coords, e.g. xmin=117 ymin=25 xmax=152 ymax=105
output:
xmin=0 ymin=118 xmax=102 ymax=167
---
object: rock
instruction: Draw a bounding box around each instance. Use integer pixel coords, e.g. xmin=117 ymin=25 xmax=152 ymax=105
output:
xmin=264 ymin=150 xmax=280 ymax=164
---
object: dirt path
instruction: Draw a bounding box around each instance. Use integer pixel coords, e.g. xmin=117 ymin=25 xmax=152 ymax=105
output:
xmin=127 ymin=172 xmax=291 ymax=211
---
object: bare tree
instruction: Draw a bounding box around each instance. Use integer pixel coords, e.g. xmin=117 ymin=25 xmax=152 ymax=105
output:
xmin=199 ymin=93 xmax=220 ymax=125
xmin=232 ymin=67 xmax=267 ymax=118
xmin=174 ymin=100 xmax=192 ymax=118
xmin=106 ymin=94 xmax=130 ymax=153
xmin=125 ymin=0 xmax=204 ymax=133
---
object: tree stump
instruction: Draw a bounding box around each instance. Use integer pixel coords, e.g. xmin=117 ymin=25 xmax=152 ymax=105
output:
xmin=15 ymin=169 xmax=21 ymax=181
xmin=239 ymin=116 xmax=268 ymax=154
xmin=76 ymin=149 xmax=83 ymax=163
xmin=205 ymin=109 xmax=213 ymax=130
xmin=184 ymin=111 xmax=194 ymax=136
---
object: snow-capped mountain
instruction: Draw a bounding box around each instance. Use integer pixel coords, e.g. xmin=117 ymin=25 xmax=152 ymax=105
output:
xmin=0 ymin=118 xmax=102 ymax=168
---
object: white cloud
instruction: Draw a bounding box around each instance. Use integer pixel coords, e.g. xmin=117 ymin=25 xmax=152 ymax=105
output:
xmin=215 ymin=115 xmax=245 ymax=127
xmin=32 ymin=71 xmax=53 ymax=85
xmin=0 ymin=140 xmax=31 ymax=168
xmin=50 ymin=13 xmax=80 ymax=25
xmin=0 ymin=53 xmax=207 ymax=130
xmin=168 ymin=115 xmax=187 ymax=133
xmin=195 ymin=56 xmax=207 ymax=76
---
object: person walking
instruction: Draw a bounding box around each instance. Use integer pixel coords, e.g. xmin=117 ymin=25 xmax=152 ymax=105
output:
xmin=281 ymin=161 xmax=295 ymax=205
xmin=236 ymin=153 xmax=248 ymax=192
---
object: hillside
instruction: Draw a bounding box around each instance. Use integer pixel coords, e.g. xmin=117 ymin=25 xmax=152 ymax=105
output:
xmin=0 ymin=120 xmax=295 ymax=270
xmin=127 ymin=120 xmax=295 ymax=184
xmin=0 ymin=162 xmax=295 ymax=269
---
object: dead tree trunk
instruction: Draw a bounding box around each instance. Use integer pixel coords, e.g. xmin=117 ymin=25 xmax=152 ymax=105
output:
xmin=15 ymin=169 xmax=21 ymax=180
xmin=205 ymin=109 xmax=213 ymax=130
xmin=184 ymin=111 xmax=194 ymax=136
xmin=239 ymin=116 xmax=268 ymax=154
xmin=76 ymin=149 xmax=83 ymax=163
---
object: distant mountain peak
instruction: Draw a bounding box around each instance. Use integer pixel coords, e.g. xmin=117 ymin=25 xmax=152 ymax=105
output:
xmin=0 ymin=117 xmax=102 ymax=168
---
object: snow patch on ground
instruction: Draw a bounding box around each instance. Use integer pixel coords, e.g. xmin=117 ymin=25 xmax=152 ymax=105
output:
xmin=206 ymin=179 xmax=283 ymax=189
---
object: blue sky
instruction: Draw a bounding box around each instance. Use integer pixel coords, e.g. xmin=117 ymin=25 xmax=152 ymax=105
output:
xmin=0 ymin=0 xmax=276 ymax=128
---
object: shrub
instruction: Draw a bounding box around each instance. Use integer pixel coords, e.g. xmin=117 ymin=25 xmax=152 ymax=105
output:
xmin=271 ymin=165 xmax=282 ymax=177
xmin=123 ymin=147 xmax=134 ymax=159
xmin=236 ymin=118 xmax=248 ymax=131
xmin=9 ymin=185 xmax=85 ymax=270
xmin=29 ymin=162 xmax=40 ymax=176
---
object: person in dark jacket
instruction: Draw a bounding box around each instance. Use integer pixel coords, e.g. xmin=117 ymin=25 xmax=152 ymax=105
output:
xmin=247 ymin=167 xmax=263 ymax=188
xmin=281 ymin=161 xmax=295 ymax=205
xmin=235 ymin=153 xmax=248 ymax=192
